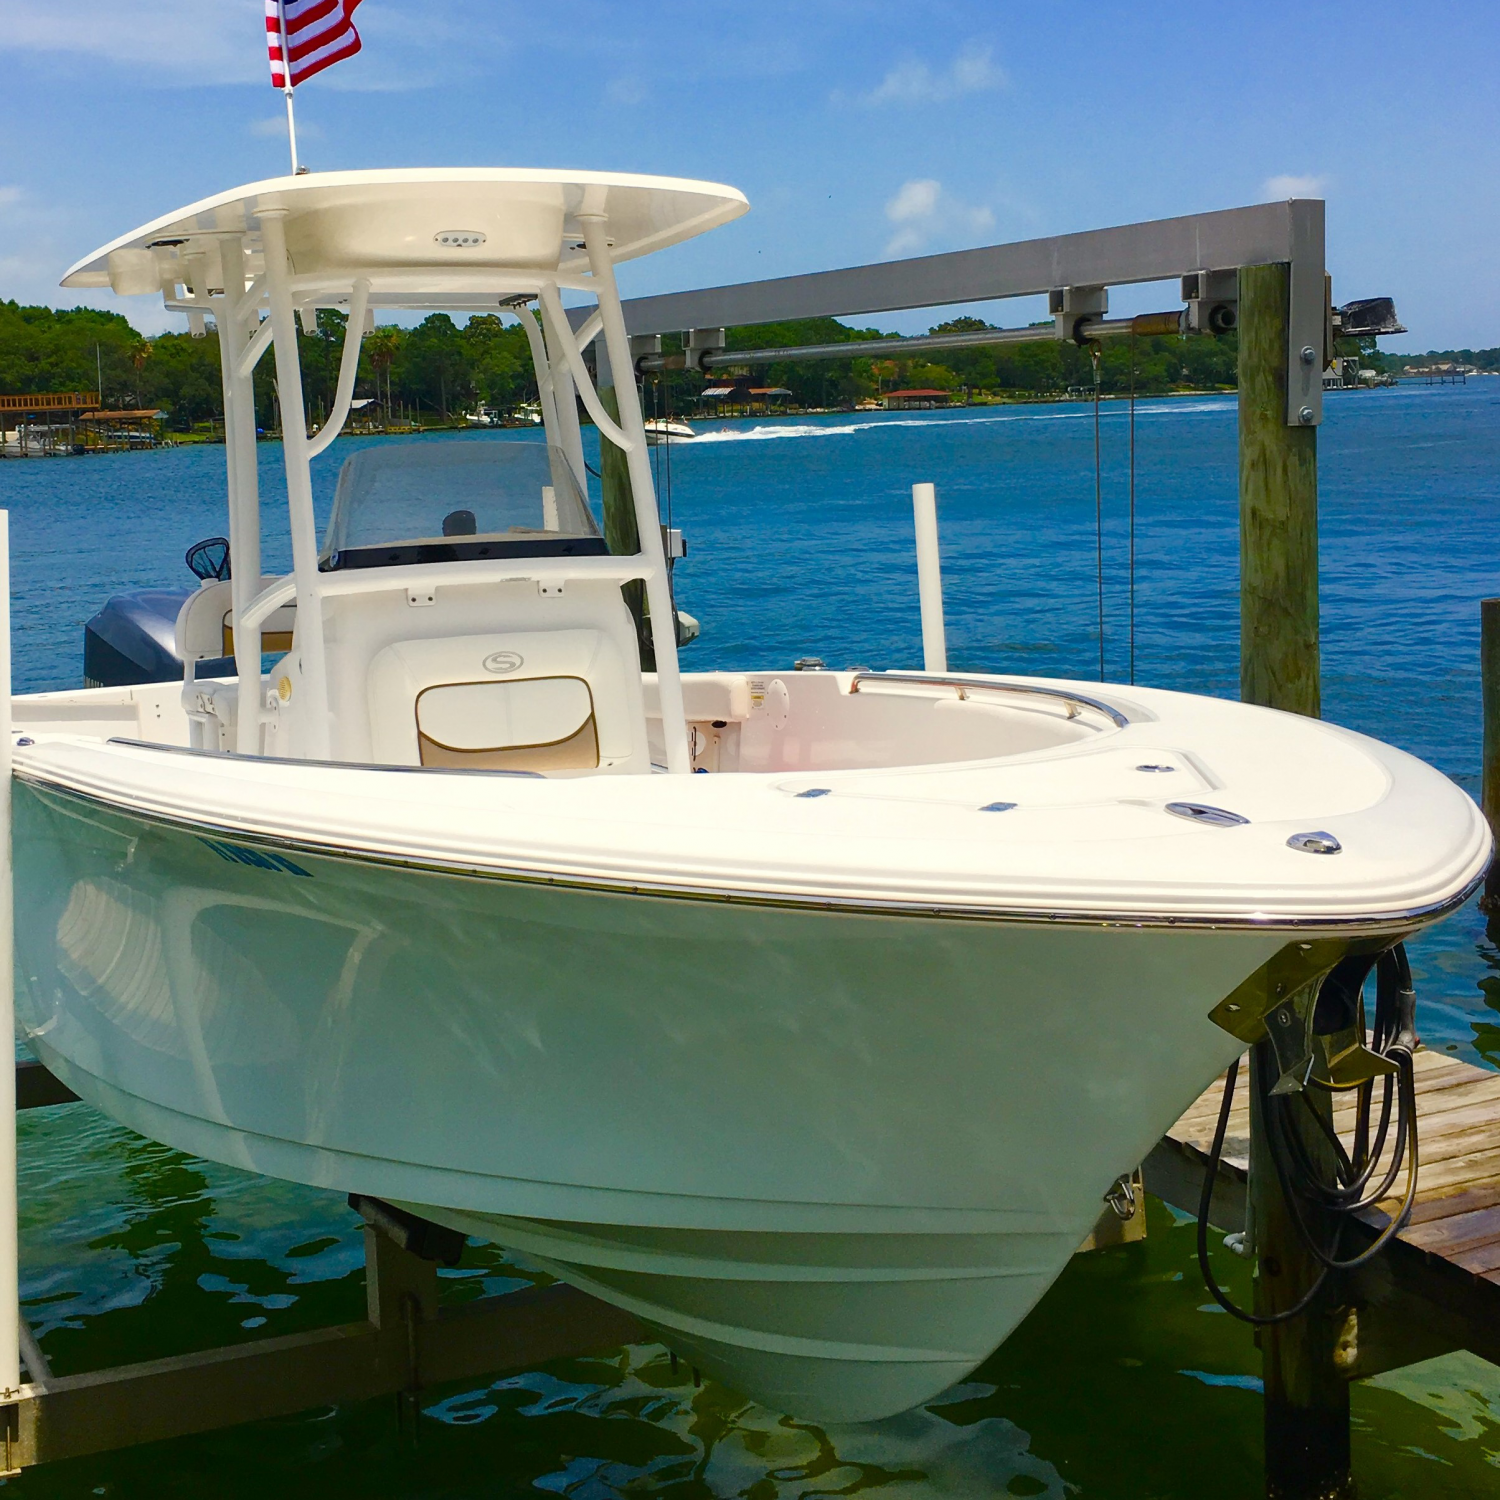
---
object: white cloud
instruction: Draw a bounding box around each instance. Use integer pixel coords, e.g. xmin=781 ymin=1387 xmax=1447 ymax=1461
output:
xmin=0 ymin=0 xmax=451 ymax=90
xmin=0 ymin=0 xmax=266 ymax=82
xmin=884 ymin=178 xmax=994 ymax=257
xmin=1263 ymin=173 xmax=1328 ymax=199
xmin=0 ymin=186 xmax=22 ymax=208
xmin=855 ymin=42 xmax=1005 ymax=107
xmin=888 ymin=179 xmax=941 ymax=224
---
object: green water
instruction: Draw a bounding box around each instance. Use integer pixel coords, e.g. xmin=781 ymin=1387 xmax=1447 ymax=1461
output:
xmin=9 ymin=1101 xmax=1499 ymax=1498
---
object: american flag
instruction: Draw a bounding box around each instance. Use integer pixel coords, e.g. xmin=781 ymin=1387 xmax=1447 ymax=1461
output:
xmin=266 ymin=0 xmax=364 ymax=90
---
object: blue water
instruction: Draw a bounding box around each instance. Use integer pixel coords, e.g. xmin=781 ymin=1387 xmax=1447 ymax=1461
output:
xmin=2 ymin=383 xmax=1499 ymax=1495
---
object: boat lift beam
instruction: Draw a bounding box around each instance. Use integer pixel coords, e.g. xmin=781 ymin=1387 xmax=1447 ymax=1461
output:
xmin=620 ymin=198 xmax=1326 ymax=427
xmin=633 ymin=311 xmax=1190 ymax=374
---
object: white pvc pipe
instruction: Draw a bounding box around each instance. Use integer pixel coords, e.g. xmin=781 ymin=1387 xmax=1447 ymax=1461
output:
xmin=0 ymin=510 xmax=19 ymax=1397
xmin=261 ymin=209 xmax=332 ymax=760
xmin=578 ymin=216 xmax=692 ymax=774
xmin=912 ymin=482 xmax=947 ymax=674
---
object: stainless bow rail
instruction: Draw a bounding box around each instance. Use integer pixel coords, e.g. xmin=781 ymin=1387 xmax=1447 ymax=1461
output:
xmin=845 ymin=671 xmax=1130 ymax=728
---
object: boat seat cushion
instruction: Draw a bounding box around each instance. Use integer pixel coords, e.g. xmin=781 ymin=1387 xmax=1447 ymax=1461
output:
xmin=175 ymin=577 xmax=296 ymax=663
xmin=367 ymin=629 xmax=645 ymax=773
xmin=415 ymin=677 xmax=599 ymax=771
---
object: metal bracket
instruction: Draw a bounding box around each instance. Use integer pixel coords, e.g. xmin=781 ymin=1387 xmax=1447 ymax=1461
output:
xmin=1285 ymin=198 xmax=1326 ymax=427
xmin=683 ymin=327 xmax=725 ymax=373
xmin=1182 ymin=269 xmax=1238 ymax=334
xmin=1050 ymin=285 xmax=1107 ymax=344
xmin=1256 ymin=954 xmax=1402 ymax=1096
xmin=628 ymin=333 xmax=662 ymax=371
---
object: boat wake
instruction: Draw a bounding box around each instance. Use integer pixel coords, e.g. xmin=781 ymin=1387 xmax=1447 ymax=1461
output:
xmin=689 ymin=401 xmax=1234 ymax=444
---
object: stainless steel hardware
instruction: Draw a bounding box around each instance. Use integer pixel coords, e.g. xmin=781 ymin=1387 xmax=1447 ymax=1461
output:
xmin=846 ymin=671 xmax=1129 ymax=728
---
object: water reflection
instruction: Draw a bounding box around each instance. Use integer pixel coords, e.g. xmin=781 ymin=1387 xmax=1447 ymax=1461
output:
xmin=427 ymin=1360 xmax=1065 ymax=1497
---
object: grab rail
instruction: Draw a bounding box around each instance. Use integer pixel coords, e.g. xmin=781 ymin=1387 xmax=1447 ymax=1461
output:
xmin=846 ymin=671 xmax=1130 ymax=728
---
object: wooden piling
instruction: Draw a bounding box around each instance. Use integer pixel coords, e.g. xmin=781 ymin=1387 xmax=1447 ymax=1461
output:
xmin=1238 ymin=264 xmax=1348 ymax=1499
xmin=1239 ymin=263 xmax=1319 ymax=718
xmin=1481 ymin=598 xmax=1500 ymax=911
xmin=1249 ymin=1044 xmax=1353 ymax=1500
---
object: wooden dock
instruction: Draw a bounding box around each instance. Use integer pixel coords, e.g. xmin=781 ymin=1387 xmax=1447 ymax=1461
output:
xmin=1143 ymin=1047 xmax=1500 ymax=1377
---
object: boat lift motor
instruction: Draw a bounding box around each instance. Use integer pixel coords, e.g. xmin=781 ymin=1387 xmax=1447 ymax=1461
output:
xmin=1333 ymin=296 xmax=1406 ymax=340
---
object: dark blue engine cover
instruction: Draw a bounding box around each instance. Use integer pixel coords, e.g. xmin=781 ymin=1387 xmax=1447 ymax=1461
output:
xmin=83 ymin=589 xmax=193 ymax=688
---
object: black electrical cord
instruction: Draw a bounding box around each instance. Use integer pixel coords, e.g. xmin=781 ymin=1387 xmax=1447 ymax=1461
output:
xmin=1196 ymin=1058 xmax=1330 ymax=1325
xmin=1195 ymin=944 xmax=1421 ymax=1320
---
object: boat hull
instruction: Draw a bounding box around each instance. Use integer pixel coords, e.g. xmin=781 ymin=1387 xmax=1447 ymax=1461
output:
xmin=17 ymin=778 xmax=1289 ymax=1418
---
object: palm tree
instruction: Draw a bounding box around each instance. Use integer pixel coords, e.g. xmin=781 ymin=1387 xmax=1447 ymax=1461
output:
xmin=364 ymin=328 xmax=401 ymax=428
xmin=128 ymin=339 xmax=151 ymax=409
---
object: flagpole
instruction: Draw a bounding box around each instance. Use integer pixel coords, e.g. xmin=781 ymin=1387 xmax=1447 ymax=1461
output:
xmin=277 ymin=0 xmax=299 ymax=173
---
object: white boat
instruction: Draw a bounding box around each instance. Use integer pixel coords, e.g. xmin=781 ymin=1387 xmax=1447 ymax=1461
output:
xmin=644 ymin=417 xmax=695 ymax=445
xmin=465 ymin=407 xmax=502 ymax=428
xmin=11 ymin=167 xmax=1488 ymax=1424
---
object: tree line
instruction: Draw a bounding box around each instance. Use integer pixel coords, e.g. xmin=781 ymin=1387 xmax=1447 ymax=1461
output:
xmin=1 ymin=297 xmax=1248 ymax=434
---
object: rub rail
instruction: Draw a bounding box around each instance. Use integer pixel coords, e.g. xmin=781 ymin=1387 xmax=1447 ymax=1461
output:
xmin=845 ymin=671 xmax=1129 ymax=728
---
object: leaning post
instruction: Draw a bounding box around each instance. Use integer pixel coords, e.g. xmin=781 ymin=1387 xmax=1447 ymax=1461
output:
xmin=1239 ymin=263 xmax=1349 ymax=1499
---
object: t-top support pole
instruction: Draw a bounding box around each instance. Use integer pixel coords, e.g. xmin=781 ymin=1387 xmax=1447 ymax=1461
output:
xmin=578 ymin=215 xmax=691 ymax=775
xmin=0 ymin=511 xmax=19 ymax=1401
xmin=212 ymin=237 xmax=266 ymax=754
xmin=260 ymin=208 xmax=332 ymax=760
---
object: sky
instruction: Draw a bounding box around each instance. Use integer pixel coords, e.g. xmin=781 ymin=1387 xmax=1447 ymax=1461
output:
xmin=2 ymin=0 xmax=1497 ymax=350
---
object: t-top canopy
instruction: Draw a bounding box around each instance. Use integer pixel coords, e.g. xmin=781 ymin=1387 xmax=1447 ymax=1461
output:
xmin=61 ymin=168 xmax=748 ymax=300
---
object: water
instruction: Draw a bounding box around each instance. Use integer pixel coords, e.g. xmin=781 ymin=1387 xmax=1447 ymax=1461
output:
xmin=2 ymin=383 xmax=1499 ymax=1496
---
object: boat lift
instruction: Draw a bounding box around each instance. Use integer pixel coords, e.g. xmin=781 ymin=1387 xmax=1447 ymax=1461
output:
xmin=0 ymin=197 xmax=1478 ymax=1497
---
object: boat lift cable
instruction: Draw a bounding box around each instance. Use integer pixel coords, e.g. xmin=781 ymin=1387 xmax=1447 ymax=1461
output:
xmin=1092 ymin=347 xmax=1105 ymax=682
xmin=1128 ymin=332 xmax=1137 ymax=687
xmin=1195 ymin=944 xmax=1422 ymax=1324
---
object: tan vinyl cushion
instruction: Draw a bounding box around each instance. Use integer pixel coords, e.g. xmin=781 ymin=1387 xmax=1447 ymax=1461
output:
xmin=415 ymin=677 xmax=598 ymax=771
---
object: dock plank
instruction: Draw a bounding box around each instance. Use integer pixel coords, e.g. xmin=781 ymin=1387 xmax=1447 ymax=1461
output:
xmin=1160 ymin=1046 xmax=1500 ymax=1378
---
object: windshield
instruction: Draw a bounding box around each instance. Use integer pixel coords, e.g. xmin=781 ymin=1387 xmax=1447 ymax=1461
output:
xmin=320 ymin=440 xmax=605 ymax=570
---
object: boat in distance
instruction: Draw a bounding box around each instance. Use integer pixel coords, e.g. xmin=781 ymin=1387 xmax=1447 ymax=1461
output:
xmin=643 ymin=417 xmax=695 ymax=444
xmin=11 ymin=166 xmax=1489 ymax=1422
